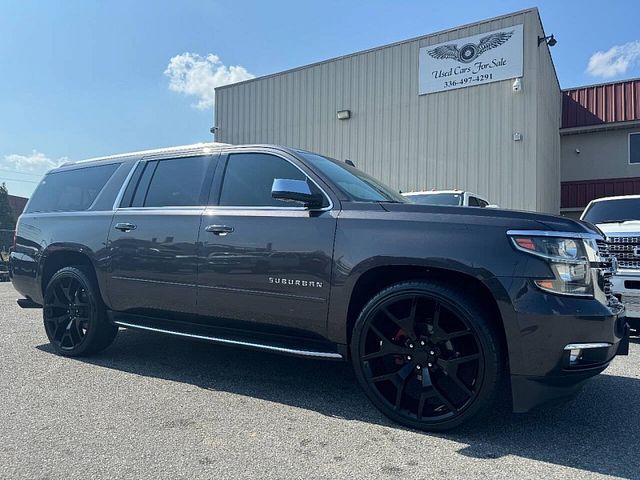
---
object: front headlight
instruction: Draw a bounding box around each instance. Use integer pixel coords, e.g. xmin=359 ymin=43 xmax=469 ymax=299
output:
xmin=509 ymin=234 xmax=594 ymax=297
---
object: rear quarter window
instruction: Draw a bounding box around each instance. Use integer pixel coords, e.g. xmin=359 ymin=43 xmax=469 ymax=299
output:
xmin=26 ymin=163 xmax=119 ymax=213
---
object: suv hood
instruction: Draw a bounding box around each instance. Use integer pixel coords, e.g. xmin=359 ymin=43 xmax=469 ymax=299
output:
xmin=594 ymin=220 xmax=640 ymax=237
xmin=381 ymin=203 xmax=601 ymax=235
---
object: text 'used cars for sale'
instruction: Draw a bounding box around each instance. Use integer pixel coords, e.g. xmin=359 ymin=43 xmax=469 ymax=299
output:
xmin=10 ymin=143 xmax=628 ymax=430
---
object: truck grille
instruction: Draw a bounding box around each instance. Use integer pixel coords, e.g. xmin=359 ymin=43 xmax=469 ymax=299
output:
xmin=596 ymin=239 xmax=618 ymax=307
xmin=600 ymin=236 xmax=640 ymax=269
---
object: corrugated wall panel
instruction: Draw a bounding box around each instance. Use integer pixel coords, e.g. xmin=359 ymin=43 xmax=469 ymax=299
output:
xmin=535 ymin=15 xmax=561 ymax=214
xmin=215 ymin=9 xmax=559 ymax=212
xmin=562 ymin=79 xmax=640 ymax=128
xmin=561 ymin=177 xmax=640 ymax=209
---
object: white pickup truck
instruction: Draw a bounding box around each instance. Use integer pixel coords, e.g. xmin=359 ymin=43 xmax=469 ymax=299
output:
xmin=402 ymin=190 xmax=495 ymax=208
xmin=582 ymin=195 xmax=640 ymax=332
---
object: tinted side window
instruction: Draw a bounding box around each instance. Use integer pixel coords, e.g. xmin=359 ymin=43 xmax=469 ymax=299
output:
xmin=468 ymin=196 xmax=480 ymax=207
xmin=143 ymin=156 xmax=210 ymax=207
xmin=219 ymin=153 xmax=323 ymax=207
xmin=131 ymin=161 xmax=158 ymax=207
xmin=27 ymin=164 xmax=118 ymax=213
xmin=631 ymin=133 xmax=640 ymax=164
xmin=478 ymin=199 xmax=489 ymax=208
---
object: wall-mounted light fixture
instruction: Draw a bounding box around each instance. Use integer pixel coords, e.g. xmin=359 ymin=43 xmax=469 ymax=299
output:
xmin=538 ymin=34 xmax=557 ymax=47
xmin=337 ymin=110 xmax=351 ymax=120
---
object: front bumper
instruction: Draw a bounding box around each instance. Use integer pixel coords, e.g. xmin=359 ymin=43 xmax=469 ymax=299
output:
xmin=499 ymin=277 xmax=627 ymax=413
xmin=610 ymin=269 xmax=640 ymax=327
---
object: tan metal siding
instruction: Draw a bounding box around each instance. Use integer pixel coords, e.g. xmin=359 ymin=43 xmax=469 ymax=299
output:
xmin=215 ymin=9 xmax=559 ymax=212
xmin=535 ymin=18 xmax=562 ymax=214
xmin=561 ymin=127 xmax=640 ymax=182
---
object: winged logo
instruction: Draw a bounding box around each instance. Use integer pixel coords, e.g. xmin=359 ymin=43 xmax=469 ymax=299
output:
xmin=427 ymin=30 xmax=515 ymax=63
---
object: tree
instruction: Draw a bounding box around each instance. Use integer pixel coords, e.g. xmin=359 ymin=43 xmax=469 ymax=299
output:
xmin=0 ymin=183 xmax=16 ymax=254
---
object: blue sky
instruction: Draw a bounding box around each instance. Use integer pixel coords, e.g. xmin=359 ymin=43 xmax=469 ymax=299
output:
xmin=1 ymin=0 xmax=639 ymax=198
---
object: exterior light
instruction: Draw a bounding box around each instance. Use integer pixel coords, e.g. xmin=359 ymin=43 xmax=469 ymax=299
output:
xmin=538 ymin=34 xmax=557 ymax=47
xmin=337 ymin=110 xmax=351 ymax=120
xmin=568 ymin=348 xmax=582 ymax=365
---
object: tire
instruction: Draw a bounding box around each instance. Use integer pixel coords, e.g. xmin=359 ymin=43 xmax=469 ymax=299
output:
xmin=43 ymin=266 xmax=118 ymax=357
xmin=351 ymin=280 xmax=504 ymax=431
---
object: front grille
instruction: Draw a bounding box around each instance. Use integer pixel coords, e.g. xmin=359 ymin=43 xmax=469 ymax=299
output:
xmin=602 ymin=270 xmax=614 ymax=297
xmin=596 ymin=239 xmax=617 ymax=307
xmin=596 ymin=239 xmax=612 ymax=262
xmin=601 ymin=236 xmax=640 ymax=269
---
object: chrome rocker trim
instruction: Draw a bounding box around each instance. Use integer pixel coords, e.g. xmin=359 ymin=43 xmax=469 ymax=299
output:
xmin=113 ymin=321 xmax=344 ymax=359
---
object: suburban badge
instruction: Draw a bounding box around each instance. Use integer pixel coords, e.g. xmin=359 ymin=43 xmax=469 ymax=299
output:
xmin=269 ymin=277 xmax=323 ymax=288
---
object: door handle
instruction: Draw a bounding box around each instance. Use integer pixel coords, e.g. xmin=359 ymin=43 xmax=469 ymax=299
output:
xmin=114 ymin=222 xmax=137 ymax=232
xmin=205 ymin=224 xmax=234 ymax=236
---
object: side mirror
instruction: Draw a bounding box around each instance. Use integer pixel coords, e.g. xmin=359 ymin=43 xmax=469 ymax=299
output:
xmin=271 ymin=179 xmax=325 ymax=209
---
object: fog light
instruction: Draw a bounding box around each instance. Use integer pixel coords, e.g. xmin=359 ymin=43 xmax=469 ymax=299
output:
xmin=569 ymin=348 xmax=582 ymax=365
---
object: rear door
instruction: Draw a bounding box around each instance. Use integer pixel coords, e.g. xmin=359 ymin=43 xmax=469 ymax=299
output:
xmin=196 ymin=150 xmax=338 ymax=338
xmin=106 ymin=154 xmax=217 ymax=315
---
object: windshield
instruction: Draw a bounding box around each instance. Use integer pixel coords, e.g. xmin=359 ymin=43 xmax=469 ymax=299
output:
xmin=296 ymin=150 xmax=406 ymax=203
xmin=582 ymin=198 xmax=640 ymax=224
xmin=405 ymin=193 xmax=463 ymax=206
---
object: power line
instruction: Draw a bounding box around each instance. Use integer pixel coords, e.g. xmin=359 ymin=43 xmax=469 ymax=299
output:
xmin=0 ymin=176 xmax=39 ymax=184
xmin=0 ymin=167 xmax=43 ymax=177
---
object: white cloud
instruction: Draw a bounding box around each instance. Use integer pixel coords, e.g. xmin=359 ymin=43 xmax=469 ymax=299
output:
xmin=164 ymin=53 xmax=255 ymax=110
xmin=587 ymin=41 xmax=640 ymax=78
xmin=3 ymin=150 xmax=67 ymax=173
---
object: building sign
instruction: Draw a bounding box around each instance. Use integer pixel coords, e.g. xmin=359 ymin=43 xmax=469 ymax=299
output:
xmin=419 ymin=24 xmax=523 ymax=95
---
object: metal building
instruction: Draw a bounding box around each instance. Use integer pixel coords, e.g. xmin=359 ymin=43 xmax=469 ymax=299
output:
xmin=560 ymin=79 xmax=640 ymax=218
xmin=214 ymin=8 xmax=561 ymax=212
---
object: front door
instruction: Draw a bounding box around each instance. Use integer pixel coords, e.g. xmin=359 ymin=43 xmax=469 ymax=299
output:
xmin=106 ymin=154 xmax=216 ymax=315
xmin=197 ymin=151 xmax=337 ymax=337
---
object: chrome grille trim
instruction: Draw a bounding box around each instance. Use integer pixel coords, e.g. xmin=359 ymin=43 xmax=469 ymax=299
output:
xmin=601 ymin=236 xmax=640 ymax=269
xmin=596 ymin=239 xmax=618 ymax=307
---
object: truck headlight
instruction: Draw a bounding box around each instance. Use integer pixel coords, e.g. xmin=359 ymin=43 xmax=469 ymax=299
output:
xmin=510 ymin=235 xmax=594 ymax=297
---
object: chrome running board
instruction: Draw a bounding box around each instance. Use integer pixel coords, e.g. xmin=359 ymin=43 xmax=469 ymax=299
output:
xmin=113 ymin=320 xmax=344 ymax=360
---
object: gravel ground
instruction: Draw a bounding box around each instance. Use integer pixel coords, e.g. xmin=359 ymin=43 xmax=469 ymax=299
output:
xmin=1 ymin=282 xmax=639 ymax=480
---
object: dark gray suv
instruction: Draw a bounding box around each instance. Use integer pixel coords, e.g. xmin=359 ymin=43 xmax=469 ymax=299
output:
xmin=10 ymin=143 xmax=628 ymax=430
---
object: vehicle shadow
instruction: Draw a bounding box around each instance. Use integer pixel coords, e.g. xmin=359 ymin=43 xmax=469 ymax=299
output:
xmin=38 ymin=328 xmax=640 ymax=479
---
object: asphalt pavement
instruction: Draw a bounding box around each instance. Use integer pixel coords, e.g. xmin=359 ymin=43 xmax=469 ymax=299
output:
xmin=1 ymin=282 xmax=639 ymax=479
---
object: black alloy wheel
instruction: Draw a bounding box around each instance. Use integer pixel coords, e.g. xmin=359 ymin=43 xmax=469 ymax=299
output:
xmin=44 ymin=275 xmax=90 ymax=350
xmin=351 ymin=281 xmax=502 ymax=431
xmin=43 ymin=266 xmax=118 ymax=356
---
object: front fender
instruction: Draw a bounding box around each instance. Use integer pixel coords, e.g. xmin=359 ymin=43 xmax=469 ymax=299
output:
xmin=327 ymin=254 xmax=517 ymax=343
